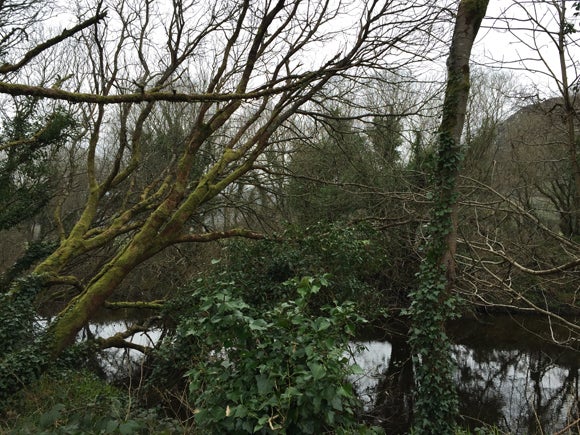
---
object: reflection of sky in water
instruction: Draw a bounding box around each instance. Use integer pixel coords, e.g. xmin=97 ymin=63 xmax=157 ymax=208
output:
xmin=79 ymin=321 xmax=162 ymax=380
xmin=454 ymin=345 xmax=578 ymax=434
xmin=349 ymin=341 xmax=578 ymax=434
xmin=37 ymin=317 xmax=158 ymax=378
xmin=347 ymin=341 xmax=392 ymax=408
xmin=39 ymin=315 xmax=576 ymax=434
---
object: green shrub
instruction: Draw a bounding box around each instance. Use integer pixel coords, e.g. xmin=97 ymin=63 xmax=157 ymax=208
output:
xmin=0 ymin=275 xmax=49 ymax=401
xmin=165 ymin=275 xmax=381 ymax=434
xmin=211 ymin=222 xmax=389 ymax=315
xmin=2 ymin=369 xmax=182 ymax=434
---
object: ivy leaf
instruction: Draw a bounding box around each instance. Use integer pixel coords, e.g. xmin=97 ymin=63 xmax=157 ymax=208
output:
xmin=249 ymin=319 xmax=269 ymax=331
xmin=256 ymin=374 xmax=274 ymax=395
xmin=350 ymin=363 xmax=364 ymax=375
xmin=308 ymin=362 xmax=327 ymax=380
xmin=314 ymin=317 xmax=331 ymax=331
xmin=39 ymin=403 xmax=66 ymax=429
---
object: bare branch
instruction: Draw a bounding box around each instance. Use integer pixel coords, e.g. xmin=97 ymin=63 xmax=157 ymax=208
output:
xmin=0 ymin=11 xmax=108 ymax=74
xmin=104 ymin=300 xmax=164 ymax=309
xmin=175 ymin=228 xmax=265 ymax=244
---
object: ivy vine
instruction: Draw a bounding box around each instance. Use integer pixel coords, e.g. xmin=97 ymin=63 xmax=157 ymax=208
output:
xmin=407 ymin=132 xmax=462 ymax=433
xmin=0 ymin=275 xmax=49 ymax=403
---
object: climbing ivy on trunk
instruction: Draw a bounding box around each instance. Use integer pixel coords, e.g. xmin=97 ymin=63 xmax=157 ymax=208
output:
xmin=407 ymin=1 xmax=489 ymax=433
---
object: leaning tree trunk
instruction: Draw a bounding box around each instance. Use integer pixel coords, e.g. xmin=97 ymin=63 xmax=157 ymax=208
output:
xmin=407 ymin=1 xmax=488 ymax=433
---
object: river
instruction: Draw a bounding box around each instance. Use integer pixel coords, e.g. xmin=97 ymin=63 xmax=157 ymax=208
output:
xmin=80 ymin=313 xmax=579 ymax=434
xmin=351 ymin=315 xmax=579 ymax=434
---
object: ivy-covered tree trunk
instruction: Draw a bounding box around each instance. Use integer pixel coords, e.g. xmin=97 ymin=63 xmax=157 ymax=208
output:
xmin=408 ymin=1 xmax=488 ymax=433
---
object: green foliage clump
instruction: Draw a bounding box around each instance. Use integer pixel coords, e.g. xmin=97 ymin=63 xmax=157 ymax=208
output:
xmin=214 ymin=222 xmax=388 ymax=315
xmin=285 ymin=114 xmax=372 ymax=224
xmin=0 ymin=100 xmax=76 ymax=230
xmin=0 ymin=275 xmax=49 ymax=402
xmin=156 ymin=276 xmax=380 ymax=434
xmin=407 ymin=131 xmax=463 ymax=433
xmin=0 ymin=275 xmax=42 ymax=355
xmin=1 ymin=369 xmax=182 ymax=435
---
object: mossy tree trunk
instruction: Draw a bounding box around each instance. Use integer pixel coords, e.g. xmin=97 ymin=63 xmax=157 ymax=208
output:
xmin=407 ymin=0 xmax=488 ymax=433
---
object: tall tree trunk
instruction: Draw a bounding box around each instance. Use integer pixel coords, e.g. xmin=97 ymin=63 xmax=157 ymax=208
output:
xmin=408 ymin=1 xmax=488 ymax=433
xmin=557 ymin=0 xmax=580 ymax=236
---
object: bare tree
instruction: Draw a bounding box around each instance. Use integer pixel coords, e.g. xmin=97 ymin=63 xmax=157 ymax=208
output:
xmin=453 ymin=1 xmax=580 ymax=336
xmin=486 ymin=0 xmax=580 ymax=235
xmin=0 ymin=0 xmax=445 ymax=379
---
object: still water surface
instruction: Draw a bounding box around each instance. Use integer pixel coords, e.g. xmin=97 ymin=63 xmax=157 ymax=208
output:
xmin=350 ymin=315 xmax=579 ymax=434
xmin=82 ymin=313 xmax=579 ymax=434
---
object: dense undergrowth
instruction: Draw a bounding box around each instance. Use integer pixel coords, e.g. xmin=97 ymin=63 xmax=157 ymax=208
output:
xmin=0 ymin=223 xmax=393 ymax=433
xmin=1 ymin=369 xmax=183 ymax=434
xmin=2 ymin=276 xmax=385 ymax=434
xmin=151 ymin=275 xmax=382 ymax=434
xmin=0 ymin=222 xmax=561 ymax=434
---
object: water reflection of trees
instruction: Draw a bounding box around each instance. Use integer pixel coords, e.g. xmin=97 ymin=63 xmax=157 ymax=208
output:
xmin=353 ymin=318 xmax=579 ymax=434
xmin=454 ymin=346 xmax=579 ymax=434
xmin=371 ymin=338 xmax=413 ymax=434
xmin=455 ymin=347 xmax=510 ymax=429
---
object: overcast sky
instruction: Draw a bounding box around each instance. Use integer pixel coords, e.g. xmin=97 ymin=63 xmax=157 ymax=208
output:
xmin=46 ymin=0 xmax=579 ymax=103
xmin=474 ymin=1 xmax=580 ymax=98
